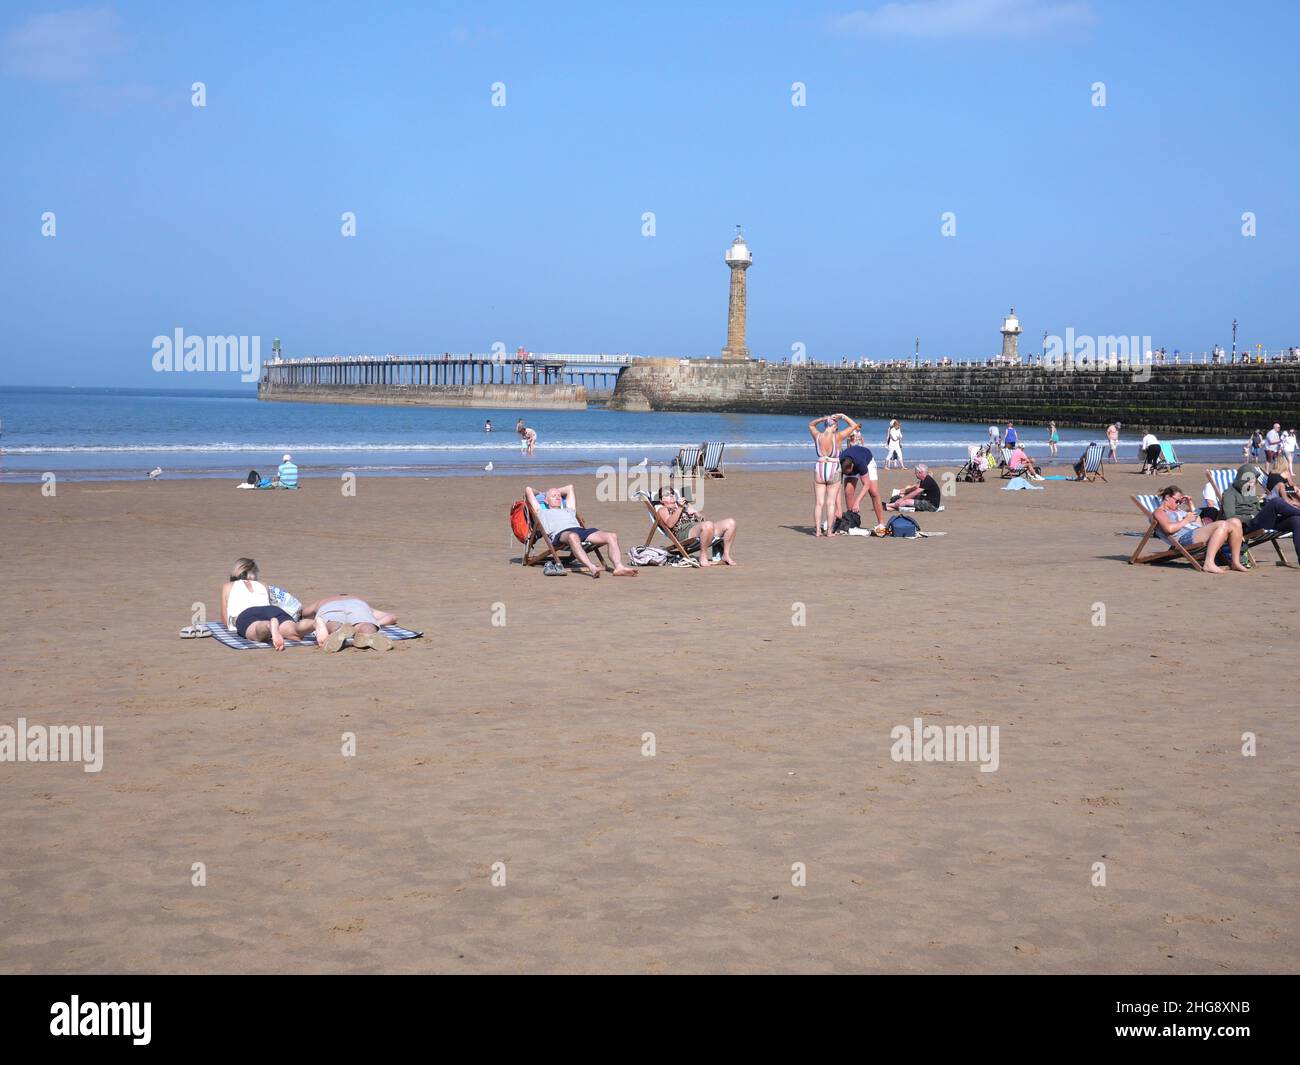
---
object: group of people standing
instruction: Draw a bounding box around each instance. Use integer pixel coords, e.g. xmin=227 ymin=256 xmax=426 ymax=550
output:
xmin=809 ymin=414 xmax=939 ymax=537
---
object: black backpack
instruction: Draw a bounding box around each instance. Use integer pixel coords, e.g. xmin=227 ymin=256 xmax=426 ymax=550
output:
xmin=832 ymin=510 xmax=862 ymax=534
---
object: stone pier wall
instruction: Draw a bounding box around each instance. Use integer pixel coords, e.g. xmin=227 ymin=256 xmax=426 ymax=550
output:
xmin=258 ymin=382 xmax=588 ymax=411
xmin=609 ymin=359 xmax=1300 ymax=434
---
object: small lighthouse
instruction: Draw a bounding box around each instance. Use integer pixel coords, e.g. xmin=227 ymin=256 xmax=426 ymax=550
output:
xmin=1000 ymin=308 xmax=1022 ymax=362
xmin=721 ymin=226 xmax=752 ymax=360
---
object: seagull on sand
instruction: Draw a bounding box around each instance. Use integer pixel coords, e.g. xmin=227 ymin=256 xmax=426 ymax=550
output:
xmin=148 ymin=467 xmax=163 ymax=479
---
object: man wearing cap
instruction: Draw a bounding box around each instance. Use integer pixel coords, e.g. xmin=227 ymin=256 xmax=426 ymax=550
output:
xmin=277 ymin=453 xmax=299 ymax=489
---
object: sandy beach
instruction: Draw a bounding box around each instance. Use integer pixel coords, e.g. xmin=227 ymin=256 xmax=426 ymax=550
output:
xmin=1 ymin=465 xmax=1297 ymax=974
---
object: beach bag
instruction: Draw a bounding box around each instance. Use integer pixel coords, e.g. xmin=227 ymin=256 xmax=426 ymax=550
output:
xmin=267 ymin=585 xmax=303 ymax=620
xmin=832 ymin=510 xmax=861 ymax=534
xmin=509 ymin=499 xmax=532 ymax=543
xmin=885 ymin=514 xmax=920 ymax=538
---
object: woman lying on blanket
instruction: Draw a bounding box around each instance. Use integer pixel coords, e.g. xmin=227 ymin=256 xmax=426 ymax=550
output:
xmin=221 ymin=558 xmax=315 ymax=651
xmin=299 ymin=595 xmax=398 ymax=653
xmin=1152 ymin=486 xmax=1248 ymax=574
xmin=654 ymin=486 xmax=738 ymax=567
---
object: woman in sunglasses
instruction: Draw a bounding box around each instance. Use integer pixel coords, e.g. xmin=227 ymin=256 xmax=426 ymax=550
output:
xmin=1152 ymin=485 xmax=1247 ymax=573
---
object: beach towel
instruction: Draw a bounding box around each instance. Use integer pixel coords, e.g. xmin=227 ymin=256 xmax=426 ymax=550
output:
xmin=200 ymin=621 xmax=423 ymax=650
xmin=1002 ymin=476 xmax=1044 ymax=490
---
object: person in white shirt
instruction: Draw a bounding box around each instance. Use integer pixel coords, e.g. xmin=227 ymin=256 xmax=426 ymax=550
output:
xmin=884 ymin=419 xmax=904 ymax=468
xmin=1140 ymin=431 xmax=1161 ymax=475
xmin=1264 ymin=424 xmax=1282 ymax=464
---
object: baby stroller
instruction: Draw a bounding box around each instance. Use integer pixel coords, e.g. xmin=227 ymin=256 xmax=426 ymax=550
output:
xmin=957 ymin=444 xmax=988 ymax=482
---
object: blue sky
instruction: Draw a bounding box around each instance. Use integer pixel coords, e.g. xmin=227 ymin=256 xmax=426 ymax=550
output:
xmin=1 ymin=0 xmax=1297 ymax=386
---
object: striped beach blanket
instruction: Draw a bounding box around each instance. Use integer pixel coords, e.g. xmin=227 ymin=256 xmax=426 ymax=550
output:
xmin=201 ymin=621 xmax=423 ymax=650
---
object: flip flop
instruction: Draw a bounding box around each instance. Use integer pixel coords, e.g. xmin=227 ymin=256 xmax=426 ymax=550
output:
xmin=323 ymin=624 xmax=356 ymax=653
xmin=178 ymin=625 xmax=211 ymax=639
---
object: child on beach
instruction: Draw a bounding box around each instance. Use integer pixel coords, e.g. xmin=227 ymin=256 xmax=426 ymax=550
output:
xmin=1047 ymin=422 xmax=1059 ymax=458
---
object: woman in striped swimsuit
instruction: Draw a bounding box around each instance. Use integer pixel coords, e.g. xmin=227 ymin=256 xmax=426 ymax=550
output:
xmin=809 ymin=413 xmax=859 ymax=537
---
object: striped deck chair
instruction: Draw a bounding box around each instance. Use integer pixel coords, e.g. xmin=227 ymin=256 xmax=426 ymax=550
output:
xmin=673 ymin=444 xmax=703 ymax=474
xmin=1154 ymin=441 xmax=1182 ymax=473
xmin=521 ymin=493 xmax=608 ymax=570
xmin=1129 ymin=494 xmax=1288 ymax=570
xmin=999 ymin=450 xmax=1035 ymax=479
xmin=1208 ymin=466 xmax=1294 ymax=545
xmin=1073 ymin=443 xmax=1107 ymax=482
xmin=635 ymin=490 xmax=722 ymax=562
xmin=1204 ymin=467 xmax=1235 ymax=506
xmin=1129 ymin=494 xmax=1207 ymax=570
xmin=701 ymin=441 xmax=726 ymax=478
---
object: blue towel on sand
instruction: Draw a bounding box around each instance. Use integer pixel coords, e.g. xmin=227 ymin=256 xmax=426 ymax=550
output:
xmin=1002 ymin=476 xmax=1044 ymax=490
xmin=201 ymin=621 xmax=423 ymax=650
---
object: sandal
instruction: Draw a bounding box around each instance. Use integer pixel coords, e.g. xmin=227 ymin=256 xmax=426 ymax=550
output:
xmin=178 ymin=625 xmax=211 ymax=639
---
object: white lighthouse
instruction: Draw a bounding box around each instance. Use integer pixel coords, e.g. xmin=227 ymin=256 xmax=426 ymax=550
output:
xmin=1000 ymin=308 xmax=1022 ymax=363
xmin=721 ymin=227 xmax=752 ymax=360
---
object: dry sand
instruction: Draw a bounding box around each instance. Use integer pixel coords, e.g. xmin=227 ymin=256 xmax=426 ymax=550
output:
xmin=1 ymin=466 xmax=1296 ymax=973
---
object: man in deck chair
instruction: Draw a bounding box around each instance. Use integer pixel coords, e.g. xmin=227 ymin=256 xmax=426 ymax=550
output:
xmin=525 ymin=484 xmax=637 ymax=578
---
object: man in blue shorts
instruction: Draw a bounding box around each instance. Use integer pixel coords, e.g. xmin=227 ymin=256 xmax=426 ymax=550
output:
xmin=839 ymin=445 xmax=887 ymax=534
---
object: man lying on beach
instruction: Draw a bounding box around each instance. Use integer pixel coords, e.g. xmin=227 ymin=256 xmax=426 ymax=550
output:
xmin=525 ymin=484 xmax=637 ymax=577
xmin=838 ymin=446 xmax=887 ymax=534
xmin=886 ymin=464 xmax=942 ymax=512
xmin=300 ymin=595 xmax=398 ymax=652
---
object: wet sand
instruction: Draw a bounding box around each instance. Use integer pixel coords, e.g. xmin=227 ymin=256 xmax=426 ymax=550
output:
xmin=1 ymin=465 xmax=1296 ymax=973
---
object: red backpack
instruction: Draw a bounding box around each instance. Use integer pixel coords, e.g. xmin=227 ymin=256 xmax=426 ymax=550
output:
xmin=509 ymin=499 xmax=532 ymax=543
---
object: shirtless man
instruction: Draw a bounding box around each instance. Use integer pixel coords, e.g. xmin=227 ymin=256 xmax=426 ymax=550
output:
xmin=525 ymin=484 xmax=636 ymax=577
xmin=517 ymin=419 xmax=537 ymax=456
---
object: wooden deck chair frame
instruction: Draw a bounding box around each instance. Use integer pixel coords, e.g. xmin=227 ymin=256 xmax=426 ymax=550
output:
xmin=701 ymin=441 xmax=726 ymax=478
xmin=1075 ymin=444 xmax=1107 ymax=482
xmin=1154 ymin=441 xmax=1183 ymax=473
xmin=521 ymin=494 xmax=607 ymax=570
xmin=1129 ymin=495 xmax=1289 ymax=571
xmin=636 ymin=492 xmax=721 ymax=562
xmin=673 ymin=445 xmax=702 ymax=475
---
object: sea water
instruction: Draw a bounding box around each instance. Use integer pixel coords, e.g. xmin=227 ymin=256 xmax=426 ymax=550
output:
xmin=0 ymin=387 xmax=1260 ymax=482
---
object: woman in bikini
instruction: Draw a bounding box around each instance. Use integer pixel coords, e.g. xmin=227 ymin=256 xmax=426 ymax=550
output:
xmin=654 ymin=486 xmax=738 ymax=566
xmin=809 ymin=413 xmax=859 ymax=537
